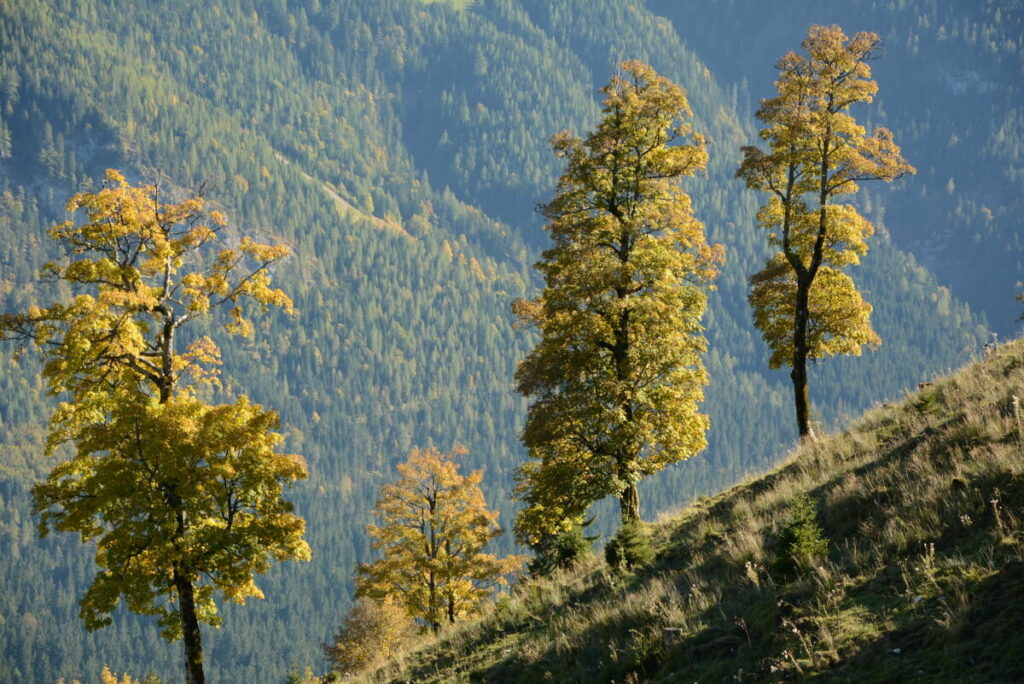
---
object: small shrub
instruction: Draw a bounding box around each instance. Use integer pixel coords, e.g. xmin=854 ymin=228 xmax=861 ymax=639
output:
xmin=528 ymin=524 xmax=593 ymax=576
xmin=915 ymin=389 xmax=942 ymax=415
xmin=771 ymin=494 xmax=829 ymax=578
xmin=606 ymin=522 xmax=654 ymax=571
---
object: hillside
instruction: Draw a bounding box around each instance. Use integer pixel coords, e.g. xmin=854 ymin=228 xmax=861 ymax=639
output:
xmin=0 ymin=0 xmax=1014 ymax=680
xmin=360 ymin=339 xmax=1024 ymax=683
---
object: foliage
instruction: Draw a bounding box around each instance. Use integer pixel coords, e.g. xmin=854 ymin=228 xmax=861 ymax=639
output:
xmin=526 ymin=523 xmax=594 ymax=577
xmin=770 ymin=492 xmax=828 ymax=578
xmin=603 ymin=522 xmax=654 ymax=571
xmin=513 ymin=60 xmax=722 ymax=541
xmin=356 ymin=447 xmax=523 ymax=632
xmin=361 ymin=339 xmax=1024 ymax=683
xmin=748 ymin=254 xmax=877 ymax=369
xmin=323 ymin=597 xmax=410 ymax=677
xmin=1 ymin=171 xmax=307 ymax=683
xmin=57 ymin=666 xmax=162 ymax=684
xmin=0 ymin=1 xmax=997 ymax=679
xmin=737 ymin=24 xmax=914 ymax=439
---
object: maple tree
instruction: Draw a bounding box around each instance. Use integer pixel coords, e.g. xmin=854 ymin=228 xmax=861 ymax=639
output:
xmin=355 ymin=446 xmax=522 ymax=632
xmin=513 ymin=60 xmax=721 ymax=544
xmin=737 ymin=25 xmax=914 ymax=440
xmin=322 ymin=597 xmax=410 ymax=676
xmin=0 ymin=170 xmax=309 ymax=684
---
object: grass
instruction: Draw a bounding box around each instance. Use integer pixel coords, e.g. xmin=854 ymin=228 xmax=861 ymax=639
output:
xmin=341 ymin=340 xmax=1024 ymax=683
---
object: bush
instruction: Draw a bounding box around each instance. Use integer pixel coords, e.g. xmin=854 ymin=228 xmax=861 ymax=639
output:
xmin=528 ymin=524 xmax=593 ymax=576
xmin=605 ymin=522 xmax=654 ymax=571
xmin=771 ymin=493 xmax=829 ymax=578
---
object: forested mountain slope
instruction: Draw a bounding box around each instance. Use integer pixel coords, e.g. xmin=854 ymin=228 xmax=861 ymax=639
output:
xmin=358 ymin=339 xmax=1024 ymax=683
xmin=0 ymin=0 xmax=1007 ymax=681
xmin=651 ymin=0 xmax=1024 ymax=336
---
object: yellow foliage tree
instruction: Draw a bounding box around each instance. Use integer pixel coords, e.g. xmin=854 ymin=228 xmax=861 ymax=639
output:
xmin=1 ymin=170 xmax=309 ymax=684
xmin=513 ymin=60 xmax=721 ymax=542
xmin=322 ymin=597 xmax=410 ymax=676
xmin=58 ymin=665 xmax=156 ymax=684
xmin=737 ymin=25 xmax=914 ymax=440
xmin=355 ymin=446 xmax=523 ymax=632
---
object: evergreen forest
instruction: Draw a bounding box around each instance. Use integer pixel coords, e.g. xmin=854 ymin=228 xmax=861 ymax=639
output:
xmin=0 ymin=0 xmax=1018 ymax=681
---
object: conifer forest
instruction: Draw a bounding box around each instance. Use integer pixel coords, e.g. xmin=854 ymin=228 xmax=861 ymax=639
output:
xmin=0 ymin=1 xmax=1020 ymax=682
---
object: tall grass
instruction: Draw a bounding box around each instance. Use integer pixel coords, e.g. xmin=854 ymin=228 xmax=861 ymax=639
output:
xmin=340 ymin=340 xmax=1024 ymax=683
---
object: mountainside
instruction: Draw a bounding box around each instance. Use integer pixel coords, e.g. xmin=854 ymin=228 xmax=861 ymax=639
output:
xmin=0 ymin=0 xmax=1014 ymax=681
xmin=360 ymin=338 xmax=1024 ymax=683
xmin=650 ymin=0 xmax=1024 ymax=336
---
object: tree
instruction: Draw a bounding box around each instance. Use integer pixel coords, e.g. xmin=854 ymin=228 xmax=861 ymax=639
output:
xmin=322 ymin=597 xmax=410 ymax=677
xmin=1 ymin=170 xmax=310 ymax=684
xmin=355 ymin=446 xmax=523 ymax=633
xmin=737 ymin=25 xmax=914 ymax=441
xmin=512 ymin=60 xmax=721 ymax=544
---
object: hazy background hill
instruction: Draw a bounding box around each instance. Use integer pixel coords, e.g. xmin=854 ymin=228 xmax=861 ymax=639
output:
xmin=0 ymin=0 xmax=1015 ymax=680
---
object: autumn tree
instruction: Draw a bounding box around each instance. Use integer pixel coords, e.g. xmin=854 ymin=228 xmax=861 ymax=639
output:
xmin=322 ymin=597 xmax=410 ymax=676
xmin=512 ymin=60 xmax=721 ymax=544
xmin=737 ymin=25 xmax=914 ymax=440
xmin=0 ymin=170 xmax=310 ymax=684
xmin=355 ymin=446 xmax=523 ymax=633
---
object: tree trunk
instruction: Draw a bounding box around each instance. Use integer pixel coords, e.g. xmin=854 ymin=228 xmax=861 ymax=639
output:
xmin=173 ymin=566 xmax=206 ymax=684
xmin=791 ymin=277 xmax=816 ymax=442
xmin=619 ymin=483 xmax=640 ymax=525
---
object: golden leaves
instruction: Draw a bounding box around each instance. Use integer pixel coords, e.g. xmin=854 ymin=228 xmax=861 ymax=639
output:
xmin=357 ymin=447 xmax=523 ymax=630
xmin=738 ymin=25 xmax=912 ymax=381
xmin=749 ymin=255 xmax=880 ymax=369
xmin=35 ymin=394 xmax=309 ymax=636
xmin=5 ymin=171 xmax=307 ymax=650
xmin=516 ymin=62 xmax=719 ymax=540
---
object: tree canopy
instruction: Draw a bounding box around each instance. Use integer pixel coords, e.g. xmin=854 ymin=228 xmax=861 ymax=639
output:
xmin=737 ymin=25 xmax=914 ymax=440
xmin=1 ymin=170 xmax=309 ymax=684
xmin=355 ymin=446 xmax=522 ymax=632
xmin=513 ymin=60 xmax=721 ymax=544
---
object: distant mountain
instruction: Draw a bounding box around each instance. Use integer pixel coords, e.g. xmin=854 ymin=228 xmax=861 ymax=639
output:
xmin=0 ymin=0 xmax=1005 ymax=680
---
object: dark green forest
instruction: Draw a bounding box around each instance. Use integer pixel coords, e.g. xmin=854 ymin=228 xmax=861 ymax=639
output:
xmin=0 ymin=0 xmax=1016 ymax=681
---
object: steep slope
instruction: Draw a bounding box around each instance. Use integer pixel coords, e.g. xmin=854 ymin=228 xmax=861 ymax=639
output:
xmin=0 ymin=0 xmax=996 ymax=680
xmin=362 ymin=339 xmax=1024 ymax=683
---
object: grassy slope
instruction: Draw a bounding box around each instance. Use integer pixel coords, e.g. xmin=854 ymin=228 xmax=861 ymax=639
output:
xmin=354 ymin=339 xmax=1024 ymax=683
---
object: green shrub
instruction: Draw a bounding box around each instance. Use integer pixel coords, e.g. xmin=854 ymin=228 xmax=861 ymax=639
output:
xmin=605 ymin=522 xmax=654 ymax=571
xmin=771 ymin=493 xmax=829 ymax=578
xmin=528 ymin=524 xmax=593 ymax=576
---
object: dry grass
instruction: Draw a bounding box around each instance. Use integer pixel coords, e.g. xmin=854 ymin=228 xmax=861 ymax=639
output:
xmin=339 ymin=340 xmax=1024 ymax=683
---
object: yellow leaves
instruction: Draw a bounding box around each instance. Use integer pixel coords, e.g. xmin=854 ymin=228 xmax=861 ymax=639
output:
xmin=21 ymin=171 xmax=295 ymax=405
xmin=749 ymin=255 xmax=880 ymax=369
xmin=7 ymin=171 xmax=306 ymax=656
xmin=357 ymin=446 xmax=522 ymax=630
xmin=226 ymin=305 xmax=255 ymax=337
xmin=222 ymin=578 xmax=265 ymax=605
xmin=34 ymin=394 xmax=309 ymax=640
xmin=103 ymin=168 xmax=126 ymax=185
xmin=518 ymin=61 xmax=718 ymax=537
xmin=324 ymin=597 xmax=411 ymax=675
xmin=739 ymin=25 xmax=911 ymax=394
xmin=239 ymin=235 xmax=290 ymax=262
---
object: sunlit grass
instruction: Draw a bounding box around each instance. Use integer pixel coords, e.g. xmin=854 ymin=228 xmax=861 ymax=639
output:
xmin=342 ymin=340 xmax=1024 ymax=682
